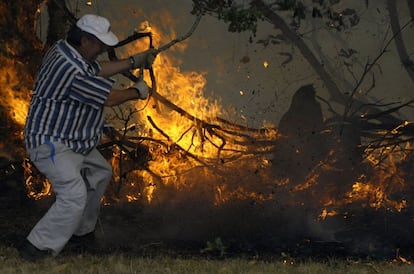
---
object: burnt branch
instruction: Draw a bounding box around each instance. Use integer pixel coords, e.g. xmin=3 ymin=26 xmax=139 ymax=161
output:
xmin=155 ymin=14 xmax=202 ymax=53
xmin=146 ymin=115 xmax=170 ymax=141
xmin=361 ymin=99 xmax=414 ymax=121
xmin=144 ymin=116 xmax=209 ymax=167
xmin=151 ymin=90 xmax=276 ymax=148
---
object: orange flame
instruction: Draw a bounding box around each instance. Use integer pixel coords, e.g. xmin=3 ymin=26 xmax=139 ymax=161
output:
xmin=0 ymin=59 xmax=31 ymax=126
xmin=11 ymin=16 xmax=412 ymax=218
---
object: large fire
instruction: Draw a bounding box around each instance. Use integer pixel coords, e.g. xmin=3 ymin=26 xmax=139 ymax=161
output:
xmin=1 ymin=15 xmax=412 ymax=227
xmin=2 ymin=1 xmax=414 ymax=260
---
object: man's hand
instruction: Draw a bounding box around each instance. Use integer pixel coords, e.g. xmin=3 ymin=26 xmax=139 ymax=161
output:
xmin=130 ymin=48 xmax=158 ymax=69
xmin=132 ymin=80 xmax=149 ymax=99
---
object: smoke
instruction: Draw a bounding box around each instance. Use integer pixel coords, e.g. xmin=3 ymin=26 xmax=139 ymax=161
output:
xmin=96 ymin=163 xmax=339 ymax=256
xmin=89 ymin=147 xmax=414 ymax=260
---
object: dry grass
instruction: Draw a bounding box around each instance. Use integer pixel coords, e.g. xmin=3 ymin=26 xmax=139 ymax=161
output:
xmin=1 ymin=246 xmax=413 ymax=274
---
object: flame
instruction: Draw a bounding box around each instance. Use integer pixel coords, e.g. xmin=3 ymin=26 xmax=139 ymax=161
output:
xmin=9 ymin=14 xmax=412 ymax=220
xmin=0 ymin=59 xmax=31 ymax=126
xmin=137 ymin=21 xmax=152 ymax=33
xmin=23 ymin=159 xmax=52 ymax=200
xmin=99 ymin=22 xmax=281 ymax=204
xmin=319 ymin=208 xmax=337 ymax=220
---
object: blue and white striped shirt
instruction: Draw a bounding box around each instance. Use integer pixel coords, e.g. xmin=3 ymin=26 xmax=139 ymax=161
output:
xmin=24 ymin=39 xmax=114 ymax=154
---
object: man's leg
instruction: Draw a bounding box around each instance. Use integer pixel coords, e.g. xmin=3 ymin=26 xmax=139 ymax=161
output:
xmin=74 ymin=148 xmax=112 ymax=236
xmin=26 ymin=142 xmax=87 ymax=256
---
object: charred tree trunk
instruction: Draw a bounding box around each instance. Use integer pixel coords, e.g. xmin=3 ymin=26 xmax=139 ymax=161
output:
xmin=46 ymin=0 xmax=76 ymax=48
xmin=0 ymin=0 xmax=44 ymax=74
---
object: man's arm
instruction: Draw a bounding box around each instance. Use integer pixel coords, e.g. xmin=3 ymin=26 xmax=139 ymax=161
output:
xmin=98 ymin=49 xmax=158 ymax=78
xmin=104 ymin=88 xmax=140 ymax=106
xmin=98 ymin=58 xmax=131 ymax=78
xmin=104 ymin=80 xmax=150 ymax=106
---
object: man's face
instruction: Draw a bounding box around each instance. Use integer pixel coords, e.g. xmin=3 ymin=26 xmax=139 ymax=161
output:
xmin=80 ymin=35 xmax=108 ymax=62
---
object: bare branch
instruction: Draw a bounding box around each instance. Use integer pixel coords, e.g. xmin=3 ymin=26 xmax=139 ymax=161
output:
xmin=340 ymin=18 xmax=414 ymax=134
xmin=155 ymin=14 xmax=202 ymax=53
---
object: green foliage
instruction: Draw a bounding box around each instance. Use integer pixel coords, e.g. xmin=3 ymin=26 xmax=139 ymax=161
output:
xmin=191 ymin=0 xmax=362 ymax=35
xmin=191 ymin=0 xmax=234 ymax=16
xmin=276 ymin=0 xmax=297 ymax=10
xmin=222 ymin=7 xmax=262 ymax=33
xmin=191 ymin=0 xmax=262 ymax=34
xmin=200 ymin=237 xmax=227 ymax=257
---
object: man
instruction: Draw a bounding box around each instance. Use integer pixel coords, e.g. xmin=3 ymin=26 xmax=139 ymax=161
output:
xmin=21 ymin=14 xmax=157 ymax=261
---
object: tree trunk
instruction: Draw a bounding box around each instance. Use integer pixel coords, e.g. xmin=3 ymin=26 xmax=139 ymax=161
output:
xmin=250 ymin=0 xmax=346 ymax=105
xmin=46 ymin=0 xmax=76 ymax=47
xmin=386 ymin=0 xmax=414 ymax=83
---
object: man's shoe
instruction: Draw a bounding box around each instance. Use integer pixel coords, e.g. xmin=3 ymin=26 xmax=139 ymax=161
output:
xmin=67 ymin=231 xmax=100 ymax=253
xmin=69 ymin=231 xmax=96 ymax=245
xmin=19 ymin=240 xmax=50 ymax=262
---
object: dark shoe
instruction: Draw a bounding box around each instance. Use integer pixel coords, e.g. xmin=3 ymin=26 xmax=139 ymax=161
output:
xmin=69 ymin=231 xmax=96 ymax=245
xmin=19 ymin=240 xmax=50 ymax=262
xmin=67 ymin=231 xmax=99 ymax=253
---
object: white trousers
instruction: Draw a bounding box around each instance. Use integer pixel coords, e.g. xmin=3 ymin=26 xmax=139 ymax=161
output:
xmin=26 ymin=142 xmax=112 ymax=256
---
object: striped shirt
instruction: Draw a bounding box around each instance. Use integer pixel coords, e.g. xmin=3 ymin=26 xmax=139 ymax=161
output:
xmin=24 ymin=39 xmax=114 ymax=154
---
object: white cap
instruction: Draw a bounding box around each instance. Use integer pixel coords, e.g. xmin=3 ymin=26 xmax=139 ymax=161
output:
xmin=76 ymin=14 xmax=119 ymax=46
